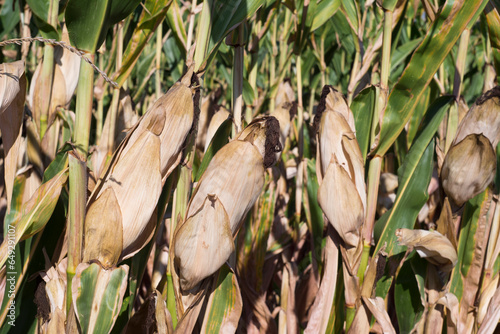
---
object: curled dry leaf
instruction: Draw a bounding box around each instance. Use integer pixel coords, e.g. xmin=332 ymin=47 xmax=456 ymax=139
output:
xmin=396 ymin=228 xmax=458 ymax=271
xmin=173 ymin=117 xmax=282 ymax=291
xmin=441 ymin=134 xmax=496 ymax=207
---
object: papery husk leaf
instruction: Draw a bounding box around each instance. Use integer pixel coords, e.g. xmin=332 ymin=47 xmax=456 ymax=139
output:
xmin=83 ymin=187 xmax=123 ymax=268
xmin=0 ymin=60 xmax=26 ymax=211
xmin=304 ymin=227 xmax=339 ymax=334
xmin=196 ymin=95 xmax=215 ymax=151
xmin=204 ymin=107 xmax=230 ymax=152
xmin=441 ymin=134 xmax=496 ymax=206
xmin=341 ymin=133 xmax=367 ymax=213
xmin=317 ymin=110 xmax=354 ymax=178
xmin=318 ymin=160 xmax=364 ymax=248
xmin=274 ymin=81 xmax=294 ymax=107
xmin=97 ymin=128 xmax=162 ymax=261
xmin=436 ymin=292 xmax=459 ymax=330
xmin=477 ymin=274 xmax=499 ymax=325
xmin=234 ymin=116 xmax=282 ymax=169
xmin=124 ymin=290 xmax=173 ymax=334
xmin=396 ymin=228 xmax=457 ymax=271
xmin=188 ymin=140 xmax=265 ymax=234
xmin=270 ymin=103 xmax=293 ymax=148
xmin=362 ymin=296 xmax=397 ymax=334
xmin=174 ymin=195 xmax=234 ymax=291
xmin=37 ymin=259 xmax=68 ymax=333
xmin=477 ymin=281 xmax=500 ymax=334
xmin=72 ymin=263 xmax=129 ymax=334
xmin=453 ymin=86 xmax=500 ymax=147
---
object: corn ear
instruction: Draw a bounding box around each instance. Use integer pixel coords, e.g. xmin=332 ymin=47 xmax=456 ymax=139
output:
xmin=173 ymin=116 xmax=281 ymax=290
xmin=204 ymin=106 xmax=230 ymax=152
xmin=314 ymin=86 xmax=366 ymax=247
xmin=84 ymin=68 xmax=200 ymax=266
xmin=441 ymin=134 xmax=496 ymax=206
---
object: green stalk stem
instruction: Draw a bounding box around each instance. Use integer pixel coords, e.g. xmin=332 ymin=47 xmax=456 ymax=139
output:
xmin=357 ymin=10 xmax=393 ymax=304
xmin=186 ymin=0 xmax=198 ymax=54
xmin=232 ymin=24 xmax=244 ymax=135
xmin=269 ymin=16 xmax=277 ymax=112
xmin=96 ymin=54 xmax=106 ymax=144
xmin=156 ymin=22 xmax=163 ymax=99
xmin=363 ymin=10 xmax=393 ymax=245
xmin=67 ymin=57 xmax=95 ymax=311
xmin=38 ymin=0 xmax=58 ymax=138
xmin=107 ymin=24 xmax=124 ymax=154
xmin=295 ymin=54 xmax=304 ymax=223
xmin=39 ymin=45 xmax=54 ymax=138
xmin=453 ymin=28 xmax=470 ymax=99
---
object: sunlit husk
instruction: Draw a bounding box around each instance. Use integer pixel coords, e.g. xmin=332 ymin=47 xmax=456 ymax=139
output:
xmin=173 ymin=117 xmax=281 ymax=290
xmin=315 ymin=86 xmax=366 ymax=247
xmin=29 ymin=29 xmax=81 ymax=127
xmin=174 ymin=195 xmax=234 ymax=290
xmin=453 ymin=86 xmax=500 ymax=147
xmin=275 ymin=81 xmax=295 ymax=107
xmin=0 ymin=60 xmax=26 ymax=211
xmin=396 ymin=228 xmax=458 ymax=271
xmin=84 ymin=69 xmax=199 ymax=265
xmin=318 ymin=160 xmax=364 ymax=247
xmin=441 ymin=134 xmax=496 ymax=206
xmin=204 ymin=106 xmax=230 ymax=152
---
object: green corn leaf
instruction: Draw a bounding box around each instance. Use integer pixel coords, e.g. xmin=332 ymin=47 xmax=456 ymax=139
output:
xmin=351 ymin=85 xmax=376 ymax=162
xmin=25 ymin=0 xmax=59 ymax=39
xmin=114 ymin=0 xmax=172 ymax=88
xmin=374 ymin=0 xmax=488 ymax=156
xmin=0 ymin=168 xmax=68 ymax=269
xmin=66 ymin=0 xmax=141 ymax=52
xmin=394 ymin=254 xmax=426 ymax=333
xmin=73 ymin=263 xmax=129 ymax=334
xmin=311 ymin=0 xmax=340 ymax=32
xmin=200 ymin=264 xmax=242 ymax=333
xmin=193 ymin=0 xmax=267 ymax=72
xmin=373 ymin=96 xmax=452 ymax=298
xmin=449 ymin=190 xmax=492 ymax=303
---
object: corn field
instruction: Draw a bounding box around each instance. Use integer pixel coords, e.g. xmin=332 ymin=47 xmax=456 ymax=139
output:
xmin=0 ymin=0 xmax=500 ymax=333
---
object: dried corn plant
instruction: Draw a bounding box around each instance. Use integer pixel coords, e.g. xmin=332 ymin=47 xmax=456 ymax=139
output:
xmin=1 ymin=0 xmax=500 ymax=333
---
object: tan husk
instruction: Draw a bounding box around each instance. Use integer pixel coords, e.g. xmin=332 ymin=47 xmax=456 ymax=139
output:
xmin=204 ymin=106 xmax=230 ymax=152
xmin=441 ymin=134 xmax=496 ymax=206
xmin=173 ymin=116 xmax=282 ymax=291
xmin=395 ymin=228 xmax=458 ymax=271
xmin=453 ymin=86 xmax=500 ymax=147
xmin=84 ymin=68 xmax=200 ymax=265
xmin=314 ymin=85 xmax=366 ymax=248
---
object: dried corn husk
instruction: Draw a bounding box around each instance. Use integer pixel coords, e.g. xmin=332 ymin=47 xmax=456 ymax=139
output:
xmin=453 ymin=86 xmax=500 ymax=148
xmin=83 ymin=68 xmax=200 ymax=266
xmin=204 ymin=106 xmax=230 ymax=152
xmin=314 ymin=86 xmax=366 ymax=248
xmin=0 ymin=60 xmax=26 ymax=211
xmin=396 ymin=228 xmax=458 ymax=271
xmin=29 ymin=28 xmax=80 ymax=128
xmin=173 ymin=116 xmax=282 ymax=290
xmin=441 ymin=134 xmax=496 ymax=207
xmin=36 ymin=259 xmax=67 ymax=334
